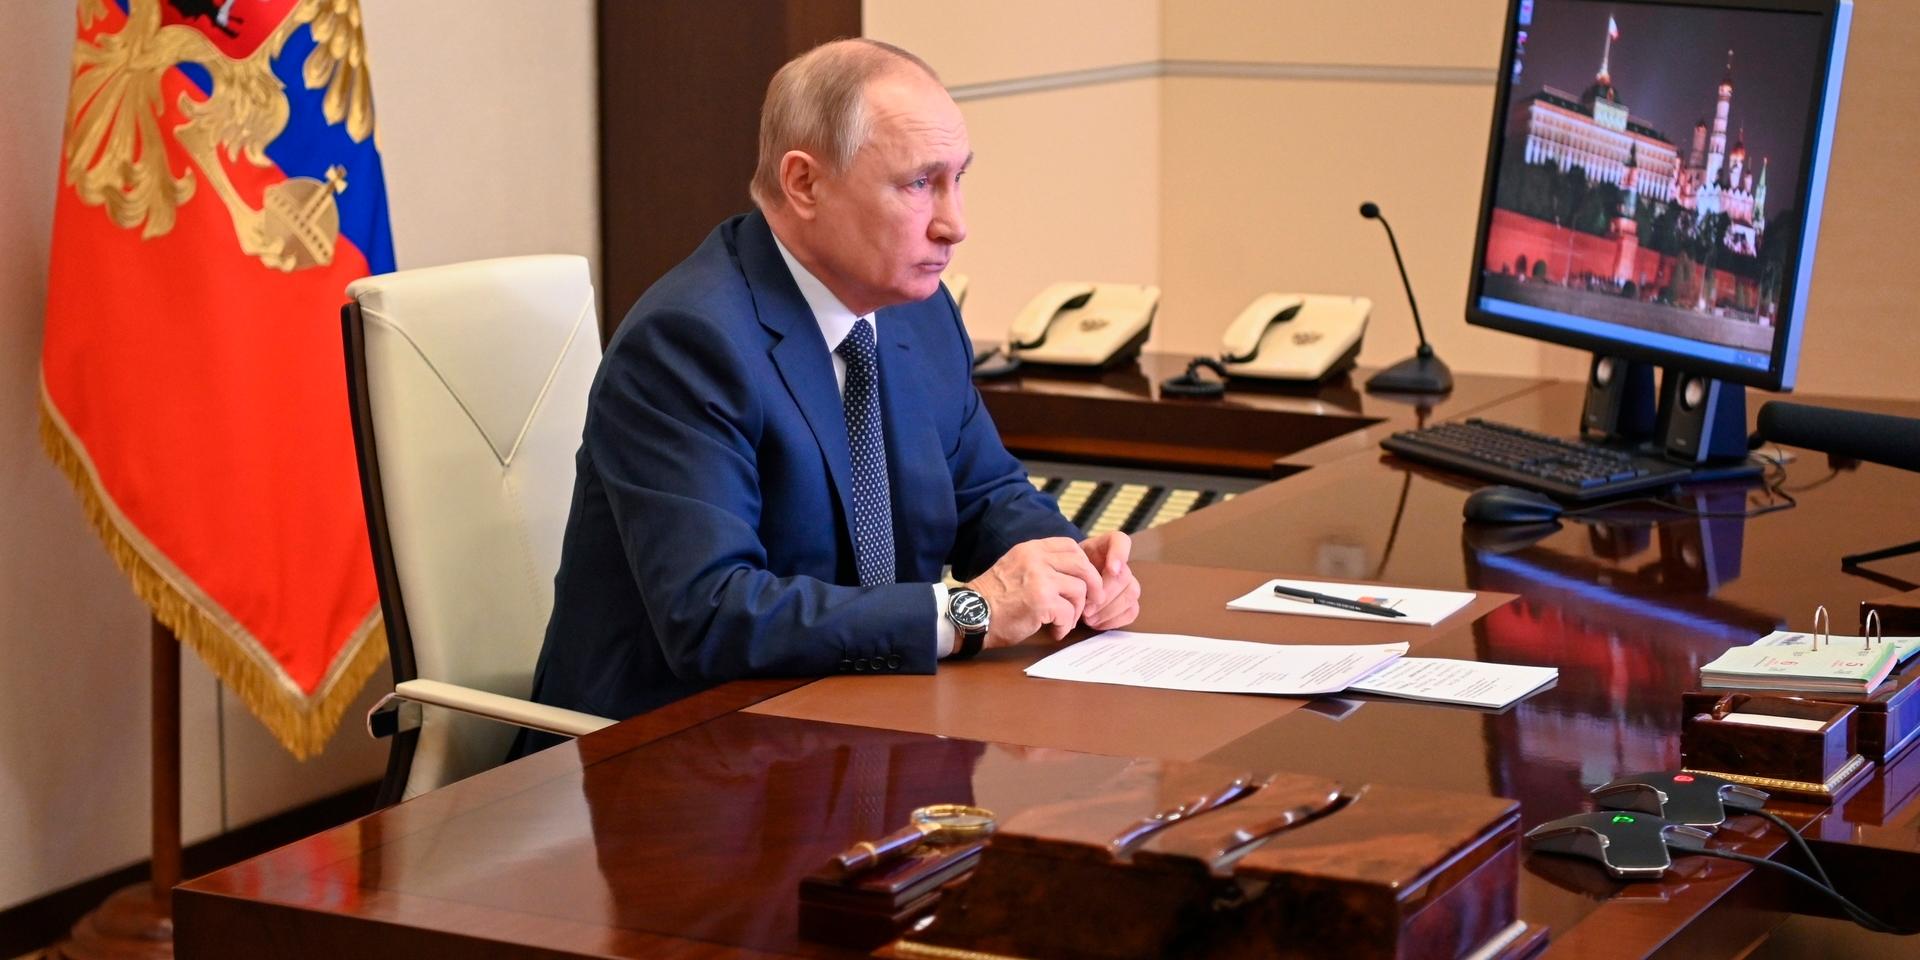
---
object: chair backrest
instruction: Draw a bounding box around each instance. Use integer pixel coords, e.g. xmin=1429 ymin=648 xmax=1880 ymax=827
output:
xmin=343 ymin=255 xmax=600 ymax=800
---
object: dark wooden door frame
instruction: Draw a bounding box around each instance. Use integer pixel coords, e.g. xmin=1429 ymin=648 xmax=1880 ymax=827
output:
xmin=597 ymin=0 xmax=862 ymax=343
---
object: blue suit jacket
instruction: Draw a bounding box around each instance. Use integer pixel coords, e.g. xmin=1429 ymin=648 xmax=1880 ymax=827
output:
xmin=527 ymin=211 xmax=1077 ymax=722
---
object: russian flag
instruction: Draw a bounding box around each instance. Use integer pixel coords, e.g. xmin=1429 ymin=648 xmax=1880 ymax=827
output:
xmin=41 ymin=0 xmax=395 ymax=758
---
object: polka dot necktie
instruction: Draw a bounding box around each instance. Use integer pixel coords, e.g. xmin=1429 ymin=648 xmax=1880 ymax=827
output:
xmin=836 ymin=317 xmax=895 ymax=586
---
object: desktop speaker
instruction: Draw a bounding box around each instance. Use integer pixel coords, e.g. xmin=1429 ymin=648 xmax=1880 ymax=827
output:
xmin=1660 ymin=372 xmax=1748 ymax=464
xmin=1580 ymin=356 xmax=1656 ymax=442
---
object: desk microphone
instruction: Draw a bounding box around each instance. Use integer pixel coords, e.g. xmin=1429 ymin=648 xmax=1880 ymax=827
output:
xmin=1756 ymin=400 xmax=1920 ymax=569
xmin=1755 ymin=401 xmax=1920 ymax=474
xmin=1359 ymin=202 xmax=1452 ymax=395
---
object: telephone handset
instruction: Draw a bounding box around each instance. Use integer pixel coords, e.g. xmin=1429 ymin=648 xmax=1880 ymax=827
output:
xmin=1008 ymin=283 xmax=1094 ymax=349
xmin=1222 ymin=294 xmax=1305 ymax=362
xmin=1217 ymin=293 xmax=1371 ymax=382
xmin=1003 ymin=281 xmax=1159 ymax=369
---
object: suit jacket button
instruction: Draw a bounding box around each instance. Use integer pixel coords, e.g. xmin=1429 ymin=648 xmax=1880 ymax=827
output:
xmin=886 ymin=654 xmax=902 ymax=670
xmin=854 ymin=657 xmax=869 ymax=671
xmin=839 ymin=658 xmax=853 ymax=673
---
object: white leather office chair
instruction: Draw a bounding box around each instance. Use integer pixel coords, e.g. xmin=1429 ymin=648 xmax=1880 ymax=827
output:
xmin=344 ymin=255 xmax=614 ymax=804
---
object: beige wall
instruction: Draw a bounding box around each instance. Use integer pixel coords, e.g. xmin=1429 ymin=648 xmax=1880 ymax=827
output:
xmin=365 ymin=3 xmax=600 ymax=277
xmin=1790 ymin=1 xmax=1920 ymax=397
xmin=945 ymin=79 xmax=1163 ymax=345
xmin=0 ymin=1 xmax=596 ymax=912
xmin=865 ymin=1 xmax=1162 ymax=346
xmin=877 ymin=0 xmax=1920 ymax=399
xmin=872 ymin=0 xmax=1159 ymax=88
xmin=1163 ymin=0 xmax=1507 ymax=68
xmin=1 ymin=5 xmax=163 ymax=910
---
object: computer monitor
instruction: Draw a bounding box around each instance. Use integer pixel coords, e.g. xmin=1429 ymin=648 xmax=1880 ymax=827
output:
xmin=1469 ymin=0 xmax=1851 ymax=432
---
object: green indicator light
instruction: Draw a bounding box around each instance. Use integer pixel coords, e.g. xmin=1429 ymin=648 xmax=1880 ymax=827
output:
xmin=1611 ymin=814 xmax=1635 ymax=824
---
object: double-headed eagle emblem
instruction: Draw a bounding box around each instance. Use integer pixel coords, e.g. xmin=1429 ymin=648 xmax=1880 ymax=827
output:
xmin=63 ymin=0 xmax=373 ymax=271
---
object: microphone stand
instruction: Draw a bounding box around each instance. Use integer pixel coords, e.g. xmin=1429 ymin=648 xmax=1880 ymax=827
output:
xmin=1360 ymin=203 xmax=1453 ymax=394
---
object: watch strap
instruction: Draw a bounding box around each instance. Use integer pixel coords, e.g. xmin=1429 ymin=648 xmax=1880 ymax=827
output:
xmin=952 ymin=624 xmax=986 ymax=660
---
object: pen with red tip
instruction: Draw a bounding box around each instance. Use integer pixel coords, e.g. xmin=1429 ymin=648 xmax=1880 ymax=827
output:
xmin=1272 ymin=584 xmax=1406 ymax=618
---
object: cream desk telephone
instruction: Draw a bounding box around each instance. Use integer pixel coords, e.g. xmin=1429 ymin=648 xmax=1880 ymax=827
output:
xmin=1159 ymin=293 xmax=1371 ymax=397
xmin=995 ymin=281 xmax=1161 ymax=370
xmin=1219 ymin=293 xmax=1371 ymax=381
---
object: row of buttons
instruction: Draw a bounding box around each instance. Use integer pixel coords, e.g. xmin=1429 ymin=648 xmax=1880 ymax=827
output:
xmin=839 ymin=654 xmax=903 ymax=673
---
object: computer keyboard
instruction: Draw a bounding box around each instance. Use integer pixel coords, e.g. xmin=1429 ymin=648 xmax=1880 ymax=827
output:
xmin=1380 ymin=418 xmax=1692 ymax=501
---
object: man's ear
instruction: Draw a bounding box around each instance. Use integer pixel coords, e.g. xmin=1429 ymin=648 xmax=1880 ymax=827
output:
xmin=778 ymin=150 xmax=825 ymax=220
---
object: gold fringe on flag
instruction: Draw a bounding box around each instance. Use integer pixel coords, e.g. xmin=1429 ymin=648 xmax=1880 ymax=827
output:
xmin=38 ymin=382 xmax=387 ymax=760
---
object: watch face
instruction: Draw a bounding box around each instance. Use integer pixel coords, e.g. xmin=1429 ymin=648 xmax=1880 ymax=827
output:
xmin=949 ymin=590 xmax=990 ymax=630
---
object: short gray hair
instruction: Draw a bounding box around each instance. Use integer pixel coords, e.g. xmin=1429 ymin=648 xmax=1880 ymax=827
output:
xmin=749 ymin=38 xmax=940 ymax=210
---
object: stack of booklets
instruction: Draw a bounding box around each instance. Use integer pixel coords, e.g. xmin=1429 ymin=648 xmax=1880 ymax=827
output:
xmin=1700 ymin=630 xmax=1906 ymax=695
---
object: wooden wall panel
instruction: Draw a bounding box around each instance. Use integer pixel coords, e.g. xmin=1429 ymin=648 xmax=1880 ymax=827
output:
xmin=597 ymin=0 xmax=862 ymax=341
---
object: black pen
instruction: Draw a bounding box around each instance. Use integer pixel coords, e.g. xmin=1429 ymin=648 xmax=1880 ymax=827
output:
xmin=1272 ymin=584 xmax=1407 ymax=619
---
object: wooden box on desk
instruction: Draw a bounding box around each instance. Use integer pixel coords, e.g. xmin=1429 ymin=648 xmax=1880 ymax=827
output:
xmin=893 ymin=759 xmax=1537 ymax=960
xmin=1681 ymin=693 xmax=1873 ymax=801
xmin=1792 ymin=670 xmax=1920 ymax=763
xmin=799 ymin=841 xmax=983 ymax=950
xmin=1854 ymin=592 xmax=1920 ymax=761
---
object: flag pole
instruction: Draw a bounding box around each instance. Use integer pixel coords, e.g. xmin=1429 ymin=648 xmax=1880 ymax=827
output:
xmin=152 ymin=616 xmax=182 ymax=917
xmin=55 ymin=617 xmax=179 ymax=959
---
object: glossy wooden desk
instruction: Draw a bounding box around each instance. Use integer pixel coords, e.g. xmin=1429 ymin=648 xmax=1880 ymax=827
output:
xmin=177 ymin=375 xmax=1920 ymax=958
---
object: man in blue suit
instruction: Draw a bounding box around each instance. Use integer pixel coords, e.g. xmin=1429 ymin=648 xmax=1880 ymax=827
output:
xmin=527 ymin=39 xmax=1141 ymax=724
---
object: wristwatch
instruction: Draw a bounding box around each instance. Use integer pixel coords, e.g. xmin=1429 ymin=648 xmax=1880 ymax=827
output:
xmin=945 ymin=588 xmax=991 ymax=659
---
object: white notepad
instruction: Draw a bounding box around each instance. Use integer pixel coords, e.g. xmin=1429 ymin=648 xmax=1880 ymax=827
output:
xmin=1227 ymin=578 xmax=1476 ymax=626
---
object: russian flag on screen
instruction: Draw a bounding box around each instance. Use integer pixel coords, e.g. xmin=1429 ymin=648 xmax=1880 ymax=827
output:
xmin=41 ymin=0 xmax=396 ymax=759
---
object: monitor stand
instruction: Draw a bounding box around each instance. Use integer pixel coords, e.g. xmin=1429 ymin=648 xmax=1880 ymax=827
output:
xmin=1579 ymin=354 xmax=1760 ymax=484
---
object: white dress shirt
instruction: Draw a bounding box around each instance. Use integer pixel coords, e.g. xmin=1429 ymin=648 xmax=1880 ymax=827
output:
xmin=771 ymin=234 xmax=958 ymax=658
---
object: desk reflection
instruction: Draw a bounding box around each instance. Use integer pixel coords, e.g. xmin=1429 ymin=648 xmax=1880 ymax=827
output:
xmin=580 ymin=716 xmax=984 ymax=953
xmin=1464 ymin=487 xmax=1776 ymax=829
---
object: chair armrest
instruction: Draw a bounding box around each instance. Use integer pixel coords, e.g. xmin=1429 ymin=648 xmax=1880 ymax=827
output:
xmin=390 ymin=678 xmax=616 ymax=738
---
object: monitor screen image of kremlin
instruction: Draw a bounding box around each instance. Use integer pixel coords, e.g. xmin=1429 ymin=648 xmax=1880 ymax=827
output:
xmin=1468 ymin=0 xmax=1851 ymax=392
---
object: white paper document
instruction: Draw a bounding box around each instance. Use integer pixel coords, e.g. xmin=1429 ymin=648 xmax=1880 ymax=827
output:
xmin=1023 ymin=631 xmax=1409 ymax=696
xmin=1227 ymin=579 xmax=1476 ymax=627
xmin=1346 ymin=657 xmax=1558 ymax=709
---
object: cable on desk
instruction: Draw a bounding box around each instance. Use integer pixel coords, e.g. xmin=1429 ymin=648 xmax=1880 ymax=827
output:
xmin=1688 ymin=847 xmax=1916 ymax=936
xmin=1753 ymin=808 xmax=1833 ymax=892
